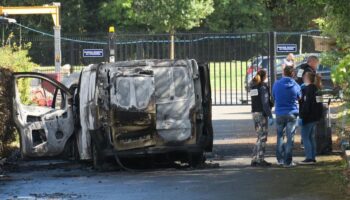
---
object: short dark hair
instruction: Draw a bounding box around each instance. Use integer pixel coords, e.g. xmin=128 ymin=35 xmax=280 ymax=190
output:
xmin=283 ymin=66 xmax=294 ymax=77
xmin=307 ymin=55 xmax=319 ymax=63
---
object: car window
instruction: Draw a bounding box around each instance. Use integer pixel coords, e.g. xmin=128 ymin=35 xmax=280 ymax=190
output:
xmin=275 ymin=58 xmax=284 ymax=66
xmin=116 ymin=78 xmax=131 ymax=107
xmin=261 ymin=59 xmax=269 ymax=68
xmin=88 ymin=72 xmax=96 ymax=101
xmin=17 ymin=77 xmax=56 ymax=108
xmin=173 ymin=67 xmax=189 ymax=98
xmin=154 ymin=67 xmax=172 ymax=100
xmin=134 ymin=77 xmax=153 ymax=109
xmin=53 ymin=88 xmax=66 ymax=110
xmin=318 ymin=64 xmax=331 ymax=71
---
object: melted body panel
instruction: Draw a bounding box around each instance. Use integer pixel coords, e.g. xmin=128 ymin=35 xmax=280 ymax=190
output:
xmin=12 ymin=73 xmax=74 ymax=158
xmin=13 ymin=60 xmax=213 ymax=160
xmin=82 ymin=60 xmax=213 ymax=158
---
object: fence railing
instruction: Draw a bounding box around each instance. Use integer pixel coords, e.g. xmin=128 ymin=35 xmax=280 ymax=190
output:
xmin=9 ymin=30 xmax=333 ymax=105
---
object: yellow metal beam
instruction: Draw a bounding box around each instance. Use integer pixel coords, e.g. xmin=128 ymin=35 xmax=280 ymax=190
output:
xmin=0 ymin=4 xmax=60 ymax=26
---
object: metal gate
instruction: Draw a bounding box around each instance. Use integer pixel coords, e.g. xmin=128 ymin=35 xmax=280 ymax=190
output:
xmin=12 ymin=27 xmax=330 ymax=105
xmin=111 ymin=33 xmax=274 ymax=105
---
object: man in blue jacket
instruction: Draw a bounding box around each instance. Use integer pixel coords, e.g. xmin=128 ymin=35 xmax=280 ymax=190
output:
xmin=273 ymin=66 xmax=301 ymax=167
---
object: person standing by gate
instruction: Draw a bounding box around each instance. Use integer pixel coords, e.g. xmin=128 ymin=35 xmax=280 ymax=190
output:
xmin=250 ymin=69 xmax=274 ymax=167
xmin=296 ymin=55 xmax=319 ymax=148
xmin=299 ymin=72 xmax=323 ymax=164
xmin=283 ymin=53 xmax=295 ymax=68
xmin=273 ymin=66 xmax=301 ymax=167
xmin=296 ymin=55 xmax=319 ymax=85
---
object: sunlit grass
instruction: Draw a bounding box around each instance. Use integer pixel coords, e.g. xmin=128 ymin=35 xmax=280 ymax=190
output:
xmin=209 ymin=61 xmax=249 ymax=91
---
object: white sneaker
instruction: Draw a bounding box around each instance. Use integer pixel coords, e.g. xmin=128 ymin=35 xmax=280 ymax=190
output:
xmin=277 ymin=161 xmax=284 ymax=166
xmin=283 ymin=162 xmax=297 ymax=168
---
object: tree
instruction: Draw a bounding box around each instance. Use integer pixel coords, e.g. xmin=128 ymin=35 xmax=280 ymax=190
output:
xmin=204 ymin=0 xmax=325 ymax=33
xmin=204 ymin=0 xmax=271 ymax=32
xmin=316 ymin=0 xmax=350 ymax=50
xmin=263 ymin=0 xmax=325 ymax=31
xmin=0 ymin=43 xmax=37 ymax=155
xmin=316 ymin=0 xmax=350 ymax=98
xmin=101 ymin=0 xmax=214 ymax=58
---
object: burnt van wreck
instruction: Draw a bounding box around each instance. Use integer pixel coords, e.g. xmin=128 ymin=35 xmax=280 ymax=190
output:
xmin=11 ymin=59 xmax=213 ymax=168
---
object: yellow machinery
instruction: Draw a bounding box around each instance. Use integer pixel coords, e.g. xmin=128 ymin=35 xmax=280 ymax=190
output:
xmin=0 ymin=2 xmax=61 ymax=73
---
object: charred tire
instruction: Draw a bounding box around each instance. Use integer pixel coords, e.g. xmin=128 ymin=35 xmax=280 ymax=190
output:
xmin=18 ymin=128 xmax=29 ymax=161
xmin=188 ymin=152 xmax=205 ymax=168
xmin=62 ymin=135 xmax=79 ymax=161
xmin=91 ymin=140 xmax=105 ymax=170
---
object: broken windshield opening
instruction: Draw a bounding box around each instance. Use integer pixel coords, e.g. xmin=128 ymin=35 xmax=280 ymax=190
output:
xmin=113 ymin=76 xmax=153 ymax=110
xmin=116 ymin=78 xmax=131 ymax=108
xmin=16 ymin=77 xmax=66 ymax=109
xmin=173 ymin=67 xmax=189 ymax=98
xmin=134 ymin=77 xmax=153 ymax=109
xmin=154 ymin=66 xmax=190 ymax=103
xmin=154 ymin=68 xmax=171 ymax=100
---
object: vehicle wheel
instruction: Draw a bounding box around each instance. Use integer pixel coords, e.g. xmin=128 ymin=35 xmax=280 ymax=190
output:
xmin=18 ymin=130 xmax=29 ymax=161
xmin=188 ymin=152 xmax=205 ymax=168
xmin=91 ymin=141 xmax=104 ymax=170
xmin=63 ymin=136 xmax=79 ymax=161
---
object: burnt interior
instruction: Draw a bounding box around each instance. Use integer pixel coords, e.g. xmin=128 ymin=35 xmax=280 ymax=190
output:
xmin=32 ymin=129 xmax=47 ymax=146
xmin=27 ymin=115 xmax=41 ymax=122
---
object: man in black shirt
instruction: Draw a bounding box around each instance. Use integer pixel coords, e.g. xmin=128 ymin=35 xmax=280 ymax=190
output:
xmin=295 ymin=55 xmax=319 ymax=149
xmin=296 ymin=55 xmax=319 ymax=85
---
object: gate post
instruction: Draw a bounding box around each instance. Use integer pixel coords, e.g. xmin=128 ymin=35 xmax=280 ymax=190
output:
xmin=269 ymin=32 xmax=276 ymax=89
xmin=108 ymin=26 xmax=116 ymax=63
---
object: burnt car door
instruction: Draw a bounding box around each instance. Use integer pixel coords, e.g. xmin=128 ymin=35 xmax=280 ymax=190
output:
xmin=12 ymin=73 xmax=74 ymax=158
xmin=108 ymin=67 xmax=157 ymax=151
xmin=153 ymin=60 xmax=196 ymax=144
xmin=197 ymin=62 xmax=213 ymax=151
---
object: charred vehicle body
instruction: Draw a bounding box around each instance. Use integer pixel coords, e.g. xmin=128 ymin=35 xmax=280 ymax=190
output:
xmin=11 ymin=59 xmax=213 ymax=167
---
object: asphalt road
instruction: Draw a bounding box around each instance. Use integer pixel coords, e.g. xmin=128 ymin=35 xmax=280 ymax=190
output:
xmin=0 ymin=106 xmax=348 ymax=200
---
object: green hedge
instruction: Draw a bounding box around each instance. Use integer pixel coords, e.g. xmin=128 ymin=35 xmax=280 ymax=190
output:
xmin=0 ymin=44 xmax=37 ymax=156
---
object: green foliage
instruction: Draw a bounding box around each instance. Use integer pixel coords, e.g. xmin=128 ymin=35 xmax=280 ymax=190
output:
xmin=101 ymin=0 xmax=214 ymax=33
xmin=203 ymin=0 xmax=325 ymax=32
xmin=0 ymin=0 xmax=88 ymax=33
xmin=320 ymin=51 xmax=343 ymax=67
xmin=332 ymin=55 xmax=350 ymax=97
xmin=316 ymin=0 xmax=350 ymax=99
xmin=0 ymin=67 xmax=16 ymax=156
xmin=99 ymin=0 xmax=137 ymax=31
xmin=0 ymin=39 xmax=38 ymax=104
xmin=204 ymin=0 xmax=270 ymax=32
xmin=264 ymin=0 xmax=325 ymax=31
xmin=0 ymin=0 xmax=328 ymax=34
xmin=316 ymin=0 xmax=350 ymax=50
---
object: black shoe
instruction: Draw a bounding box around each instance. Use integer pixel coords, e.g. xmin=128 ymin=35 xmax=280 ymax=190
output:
xmin=299 ymin=159 xmax=316 ymax=165
xmin=259 ymin=160 xmax=272 ymax=167
xmin=251 ymin=160 xmax=272 ymax=167
xmin=251 ymin=160 xmax=258 ymax=167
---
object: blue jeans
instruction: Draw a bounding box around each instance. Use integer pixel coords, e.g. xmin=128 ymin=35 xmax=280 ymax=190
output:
xmin=276 ymin=114 xmax=298 ymax=165
xmin=301 ymin=122 xmax=317 ymax=160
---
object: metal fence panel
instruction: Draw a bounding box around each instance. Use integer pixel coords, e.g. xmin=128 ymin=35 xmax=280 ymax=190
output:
xmin=11 ymin=31 xmax=331 ymax=105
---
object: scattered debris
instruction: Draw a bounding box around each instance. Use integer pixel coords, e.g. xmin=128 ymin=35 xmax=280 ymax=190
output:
xmin=29 ymin=192 xmax=83 ymax=199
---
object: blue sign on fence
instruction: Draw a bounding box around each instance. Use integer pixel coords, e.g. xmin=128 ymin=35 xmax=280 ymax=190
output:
xmin=83 ymin=49 xmax=104 ymax=57
xmin=276 ymin=44 xmax=297 ymax=53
